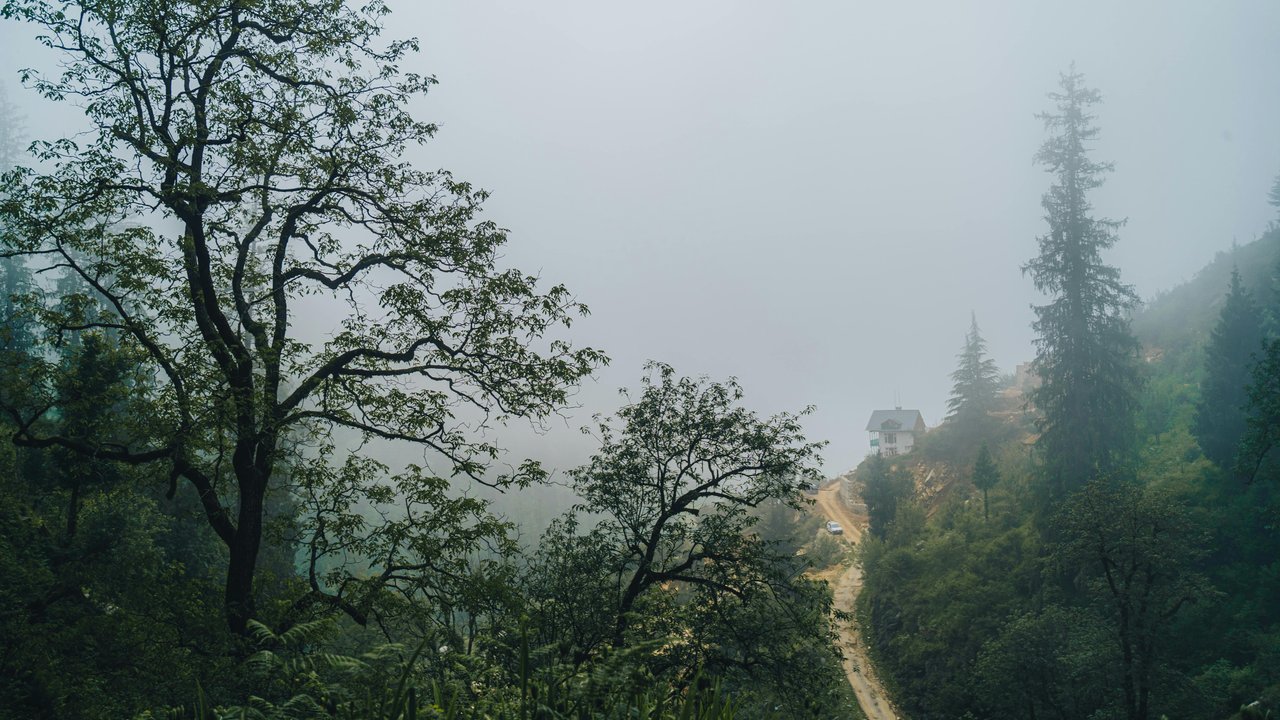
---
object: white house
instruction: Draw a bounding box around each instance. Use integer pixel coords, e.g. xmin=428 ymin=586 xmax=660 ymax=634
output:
xmin=865 ymin=408 xmax=927 ymax=456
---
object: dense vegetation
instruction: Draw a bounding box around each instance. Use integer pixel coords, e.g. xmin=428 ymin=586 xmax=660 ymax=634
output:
xmin=0 ymin=1 xmax=854 ymax=717
xmin=857 ymin=72 xmax=1280 ymax=720
xmin=0 ymin=3 xmax=1275 ymax=719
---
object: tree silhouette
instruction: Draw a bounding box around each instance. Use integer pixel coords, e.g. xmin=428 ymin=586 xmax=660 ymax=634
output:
xmin=1023 ymin=67 xmax=1141 ymax=500
xmin=1193 ymin=268 xmax=1263 ymax=468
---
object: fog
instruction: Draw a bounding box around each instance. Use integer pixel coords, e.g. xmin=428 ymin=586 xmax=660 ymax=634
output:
xmin=3 ymin=1 xmax=1278 ymax=496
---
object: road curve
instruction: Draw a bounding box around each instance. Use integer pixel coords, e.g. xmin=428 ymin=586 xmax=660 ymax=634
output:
xmin=814 ymin=484 xmax=900 ymax=720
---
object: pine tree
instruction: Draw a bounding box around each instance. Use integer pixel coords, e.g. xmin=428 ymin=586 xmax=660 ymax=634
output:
xmin=972 ymin=443 xmax=999 ymax=520
xmin=1023 ymin=67 xmax=1142 ymax=500
xmin=946 ymin=312 xmax=1001 ymax=427
xmin=0 ymin=82 xmax=21 ymax=175
xmin=1238 ymin=337 xmax=1280 ymax=482
xmin=1193 ymin=268 xmax=1264 ymax=468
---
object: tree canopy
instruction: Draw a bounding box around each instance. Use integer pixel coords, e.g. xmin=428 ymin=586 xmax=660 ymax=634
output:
xmin=0 ymin=0 xmax=604 ymax=634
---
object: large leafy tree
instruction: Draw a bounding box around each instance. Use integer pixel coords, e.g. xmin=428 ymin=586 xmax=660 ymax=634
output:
xmin=946 ymin=311 xmax=1001 ymax=427
xmin=0 ymin=0 xmax=603 ymax=634
xmin=1058 ymin=481 xmax=1210 ymax=720
xmin=1023 ymin=67 xmax=1141 ymax=499
xmin=568 ymin=362 xmax=823 ymax=648
xmin=1192 ymin=268 xmax=1263 ymax=468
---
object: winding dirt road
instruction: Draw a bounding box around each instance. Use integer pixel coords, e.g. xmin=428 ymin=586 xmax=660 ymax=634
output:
xmin=814 ymin=484 xmax=900 ymax=720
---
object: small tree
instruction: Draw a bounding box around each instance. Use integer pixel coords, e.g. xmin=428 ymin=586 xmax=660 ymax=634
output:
xmin=568 ymin=362 xmax=823 ymax=648
xmin=1023 ymin=67 xmax=1142 ymax=500
xmin=860 ymin=452 xmax=913 ymax=540
xmin=972 ymin=442 xmax=999 ymax=520
xmin=554 ymin=363 xmax=842 ymax=712
xmin=946 ymin=312 xmax=1001 ymax=428
xmin=1193 ymin=268 xmax=1263 ymax=468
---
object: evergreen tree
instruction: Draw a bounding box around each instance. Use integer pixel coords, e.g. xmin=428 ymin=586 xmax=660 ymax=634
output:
xmin=1238 ymin=337 xmax=1280 ymax=482
xmin=972 ymin=443 xmax=999 ymax=520
xmin=1262 ymin=243 xmax=1280 ymax=340
xmin=1193 ymin=268 xmax=1263 ymax=468
xmin=0 ymin=81 xmax=21 ymax=174
xmin=1023 ymin=67 xmax=1141 ymax=499
xmin=860 ymin=453 xmax=913 ymax=540
xmin=946 ymin=311 xmax=1001 ymax=426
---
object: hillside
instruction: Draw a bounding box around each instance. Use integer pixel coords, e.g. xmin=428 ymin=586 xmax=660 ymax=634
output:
xmin=1133 ymin=227 xmax=1280 ymax=375
xmin=844 ymin=225 xmax=1280 ymax=720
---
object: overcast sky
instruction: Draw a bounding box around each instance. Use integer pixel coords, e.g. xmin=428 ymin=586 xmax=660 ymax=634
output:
xmin=3 ymin=2 xmax=1279 ymax=490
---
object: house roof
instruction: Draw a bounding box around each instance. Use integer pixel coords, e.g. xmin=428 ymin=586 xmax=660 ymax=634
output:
xmin=865 ymin=409 xmax=926 ymax=432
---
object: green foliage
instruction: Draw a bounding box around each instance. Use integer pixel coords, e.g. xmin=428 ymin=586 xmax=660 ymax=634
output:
xmin=1194 ymin=269 xmax=1265 ymax=468
xmin=525 ymin=363 xmax=848 ymax=717
xmin=1239 ymin=338 xmax=1280 ymax=482
xmin=945 ymin=312 xmax=1000 ymax=430
xmin=972 ymin=443 xmax=999 ymax=520
xmin=1023 ymin=67 xmax=1142 ymax=500
xmin=1056 ymin=480 xmax=1212 ymax=720
xmin=806 ymin=531 xmax=847 ymax=569
xmin=859 ymin=490 xmax=1043 ymax=719
xmin=751 ymin=498 xmax=821 ymax=557
xmin=858 ymin=454 xmax=913 ymax=540
xmin=0 ymin=0 xmax=604 ymax=634
xmin=973 ymin=604 xmax=1117 ymax=719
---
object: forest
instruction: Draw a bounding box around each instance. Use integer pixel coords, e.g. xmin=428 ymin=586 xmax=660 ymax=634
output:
xmin=853 ymin=108 xmax=1280 ymax=719
xmin=0 ymin=1 xmax=1277 ymax=719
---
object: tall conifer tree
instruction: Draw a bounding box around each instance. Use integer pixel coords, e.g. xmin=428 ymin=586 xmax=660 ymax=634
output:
xmin=1023 ymin=68 xmax=1141 ymax=499
xmin=946 ymin=312 xmax=1001 ymax=426
xmin=1193 ymin=269 xmax=1263 ymax=468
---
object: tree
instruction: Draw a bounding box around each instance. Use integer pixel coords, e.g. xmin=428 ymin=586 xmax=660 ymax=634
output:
xmin=0 ymin=0 xmax=604 ymax=634
xmin=859 ymin=452 xmax=913 ymax=540
xmin=568 ymin=362 xmax=823 ymax=649
xmin=972 ymin=442 xmax=999 ymax=520
xmin=1057 ymin=481 xmax=1210 ymax=720
xmin=1192 ymin=268 xmax=1263 ymax=468
xmin=1023 ymin=67 xmax=1141 ymax=500
xmin=1238 ymin=338 xmax=1280 ymax=482
xmin=946 ymin=311 xmax=1001 ymax=428
xmin=974 ymin=604 xmax=1116 ymax=720
xmin=553 ymin=363 xmax=842 ymax=713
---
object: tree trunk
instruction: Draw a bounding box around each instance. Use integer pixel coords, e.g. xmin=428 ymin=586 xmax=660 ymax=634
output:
xmin=225 ymin=475 xmax=265 ymax=635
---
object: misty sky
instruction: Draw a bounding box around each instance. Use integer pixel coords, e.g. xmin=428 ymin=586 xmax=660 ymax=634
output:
xmin=2 ymin=2 xmax=1279 ymax=486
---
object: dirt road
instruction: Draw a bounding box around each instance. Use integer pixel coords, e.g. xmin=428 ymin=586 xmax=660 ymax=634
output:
xmin=814 ymin=484 xmax=900 ymax=720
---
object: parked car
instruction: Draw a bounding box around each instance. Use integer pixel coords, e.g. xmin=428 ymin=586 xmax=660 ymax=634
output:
xmin=824 ymin=520 xmax=844 ymax=535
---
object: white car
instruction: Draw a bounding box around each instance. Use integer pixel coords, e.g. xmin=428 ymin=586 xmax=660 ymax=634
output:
xmin=825 ymin=520 xmax=844 ymax=535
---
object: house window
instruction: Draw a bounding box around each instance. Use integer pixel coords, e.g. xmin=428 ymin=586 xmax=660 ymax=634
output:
xmin=882 ymin=432 xmax=897 ymax=444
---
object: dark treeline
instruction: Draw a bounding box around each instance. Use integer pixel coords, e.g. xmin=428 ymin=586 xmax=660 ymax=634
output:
xmin=0 ymin=1 xmax=855 ymax=718
xmin=857 ymin=70 xmax=1280 ymax=720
